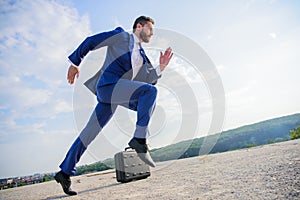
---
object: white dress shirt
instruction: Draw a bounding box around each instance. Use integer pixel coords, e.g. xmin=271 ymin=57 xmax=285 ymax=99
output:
xmin=131 ymin=33 xmax=144 ymax=79
xmin=131 ymin=33 xmax=161 ymax=80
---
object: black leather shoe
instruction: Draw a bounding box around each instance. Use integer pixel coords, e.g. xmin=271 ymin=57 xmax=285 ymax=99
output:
xmin=128 ymin=138 xmax=156 ymax=167
xmin=54 ymin=171 xmax=77 ymax=196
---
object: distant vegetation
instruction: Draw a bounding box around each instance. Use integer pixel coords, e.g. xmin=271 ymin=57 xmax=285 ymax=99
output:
xmin=0 ymin=162 xmax=112 ymax=190
xmin=150 ymin=113 xmax=300 ymax=162
xmin=290 ymin=125 xmax=300 ymax=140
xmin=74 ymin=162 xmax=112 ymax=176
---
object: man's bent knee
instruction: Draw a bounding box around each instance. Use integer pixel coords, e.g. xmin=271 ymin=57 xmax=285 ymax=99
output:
xmin=145 ymin=84 xmax=157 ymax=96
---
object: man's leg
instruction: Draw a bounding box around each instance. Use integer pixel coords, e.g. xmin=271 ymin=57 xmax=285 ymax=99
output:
xmin=59 ymin=103 xmax=117 ymax=175
xmin=132 ymin=84 xmax=157 ymax=139
xmin=98 ymin=80 xmax=157 ymax=166
xmin=56 ymin=102 xmax=116 ymax=195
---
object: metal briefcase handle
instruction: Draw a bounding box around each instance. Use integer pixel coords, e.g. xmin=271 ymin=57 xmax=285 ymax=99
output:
xmin=125 ymin=147 xmax=133 ymax=151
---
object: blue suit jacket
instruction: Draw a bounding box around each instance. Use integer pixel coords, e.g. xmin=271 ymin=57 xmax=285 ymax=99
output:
xmin=68 ymin=27 xmax=161 ymax=94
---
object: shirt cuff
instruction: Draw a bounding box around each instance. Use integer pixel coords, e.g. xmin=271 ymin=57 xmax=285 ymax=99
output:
xmin=68 ymin=59 xmax=78 ymax=67
xmin=155 ymin=65 xmax=162 ymax=76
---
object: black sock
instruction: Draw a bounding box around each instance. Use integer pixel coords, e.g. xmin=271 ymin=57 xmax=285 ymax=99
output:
xmin=134 ymin=137 xmax=146 ymax=144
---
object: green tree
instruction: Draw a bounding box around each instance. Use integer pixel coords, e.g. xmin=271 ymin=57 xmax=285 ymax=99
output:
xmin=290 ymin=126 xmax=300 ymax=140
xmin=42 ymin=174 xmax=53 ymax=182
xmin=246 ymin=144 xmax=256 ymax=148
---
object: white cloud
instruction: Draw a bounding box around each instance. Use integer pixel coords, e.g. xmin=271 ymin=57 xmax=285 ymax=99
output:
xmin=0 ymin=0 xmax=91 ymax=85
xmin=269 ymin=32 xmax=277 ymax=39
xmin=0 ymin=0 xmax=92 ymax=177
xmin=0 ymin=0 xmax=91 ymax=177
xmin=54 ymin=100 xmax=73 ymax=113
xmin=216 ymin=64 xmax=225 ymax=71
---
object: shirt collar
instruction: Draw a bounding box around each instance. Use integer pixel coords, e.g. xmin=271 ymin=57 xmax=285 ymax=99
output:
xmin=132 ymin=33 xmax=141 ymax=45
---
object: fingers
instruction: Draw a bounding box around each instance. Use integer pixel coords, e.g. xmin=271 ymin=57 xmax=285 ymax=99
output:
xmin=165 ymin=47 xmax=173 ymax=60
xmin=67 ymin=65 xmax=79 ymax=85
xmin=164 ymin=47 xmax=173 ymax=58
xmin=76 ymin=68 xmax=80 ymax=79
xmin=169 ymin=52 xmax=173 ymax=60
xmin=67 ymin=73 xmax=75 ymax=84
xmin=159 ymin=47 xmax=174 ymax=71
xmin=67 ymin=69 xmax=73 ymax=84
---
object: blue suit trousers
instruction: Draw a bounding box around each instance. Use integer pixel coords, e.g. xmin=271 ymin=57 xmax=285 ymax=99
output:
xmin=59 ymin=79 xmax=157 ymax=175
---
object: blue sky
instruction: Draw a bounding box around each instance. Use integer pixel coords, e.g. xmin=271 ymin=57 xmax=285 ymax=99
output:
xmin=0 ymin=0 xmax=299 ymax=178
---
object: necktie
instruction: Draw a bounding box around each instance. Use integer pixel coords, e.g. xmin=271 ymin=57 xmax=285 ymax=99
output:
xmin=138 ymin=43 xmax=148 ymax=64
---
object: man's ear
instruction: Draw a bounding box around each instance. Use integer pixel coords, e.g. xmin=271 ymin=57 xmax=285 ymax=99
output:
xmin=136 ymin=23 xmax=143 ymax=30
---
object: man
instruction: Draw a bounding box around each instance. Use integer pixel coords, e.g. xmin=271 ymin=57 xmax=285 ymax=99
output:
xmin=54 ymin=16 xmax=173 ymax=195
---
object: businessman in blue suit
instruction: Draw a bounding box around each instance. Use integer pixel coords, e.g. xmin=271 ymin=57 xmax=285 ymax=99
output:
xmin=54 ymin=16 xmax=173 ymax=195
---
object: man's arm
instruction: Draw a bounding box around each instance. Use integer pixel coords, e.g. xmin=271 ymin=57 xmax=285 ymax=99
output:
xmin=67 ymin=27 xmax=124 ymax=84
xmin=68 ymin=27 xmax=124 ymax=66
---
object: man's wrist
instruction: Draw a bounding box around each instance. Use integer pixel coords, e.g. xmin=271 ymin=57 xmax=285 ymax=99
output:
xmin=159 ymin=64 xmax=167 ymax=72
xmin=68 ymin=59 xmax=79 ymax=68
xmin=156 ymin=65 xmax=162 ymax=75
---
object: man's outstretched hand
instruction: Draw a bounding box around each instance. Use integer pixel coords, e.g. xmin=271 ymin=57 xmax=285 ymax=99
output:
xmin=159 ymin=47 xmax=173 ymax=71
xmin=67 ymin=65 xmax=80 ymax=84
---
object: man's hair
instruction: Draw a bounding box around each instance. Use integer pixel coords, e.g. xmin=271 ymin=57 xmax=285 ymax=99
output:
xmin=132 ymin=16 xmax=154 ymax=33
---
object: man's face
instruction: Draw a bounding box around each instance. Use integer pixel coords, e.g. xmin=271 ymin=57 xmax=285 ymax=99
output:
xmin=139 ymin=22 xmax=154 ymax=43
